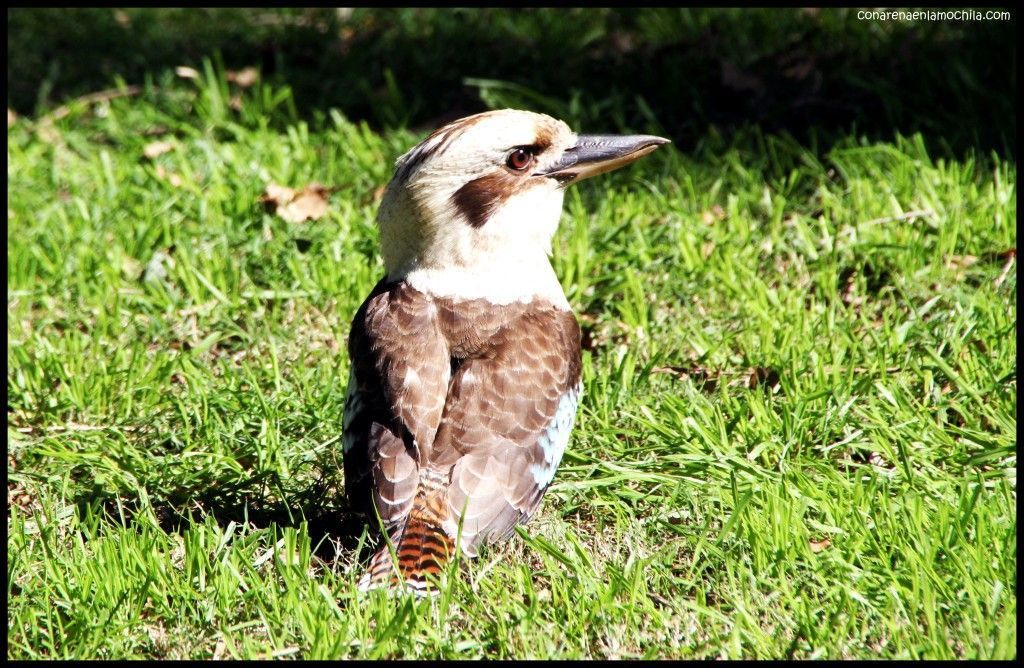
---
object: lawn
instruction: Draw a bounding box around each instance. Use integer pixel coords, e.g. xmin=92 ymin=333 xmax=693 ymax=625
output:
xmin=6 ymin=8 xmax=1017 ymax=660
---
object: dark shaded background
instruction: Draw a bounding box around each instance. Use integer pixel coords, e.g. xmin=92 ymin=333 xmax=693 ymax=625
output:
xmin=6 ymin=8 xmax=1017 ymax=157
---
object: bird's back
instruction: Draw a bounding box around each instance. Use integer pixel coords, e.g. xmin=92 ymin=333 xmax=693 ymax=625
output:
xmin=343 ymin=278 xmax=581 ymax=591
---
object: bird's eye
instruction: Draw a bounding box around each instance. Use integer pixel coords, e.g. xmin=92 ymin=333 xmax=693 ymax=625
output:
xmin=506 ymin=147 xmax=533 ymax=171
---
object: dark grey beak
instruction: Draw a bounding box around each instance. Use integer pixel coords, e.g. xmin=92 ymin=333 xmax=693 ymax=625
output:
xmin=536 ymin=134 xmax=670 ymax=183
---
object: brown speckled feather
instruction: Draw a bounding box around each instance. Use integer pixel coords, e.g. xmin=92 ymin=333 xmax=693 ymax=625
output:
xmin=343 ymin=279 xmax=582 ymax=586
xmin=344 ymin=280 xmax=449 ymax=530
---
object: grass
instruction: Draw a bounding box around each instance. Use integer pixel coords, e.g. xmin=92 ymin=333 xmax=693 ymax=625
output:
xmin=6 ymin=10 xmax=1018 ymax=660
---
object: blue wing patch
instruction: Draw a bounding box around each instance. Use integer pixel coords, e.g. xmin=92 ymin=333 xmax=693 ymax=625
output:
xmin=528 ymin=383 xmax=582 ymax=488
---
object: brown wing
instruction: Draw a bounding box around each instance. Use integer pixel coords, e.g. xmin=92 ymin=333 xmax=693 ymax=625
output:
xmin=343 ymin=280 xmax=450 ymax=530
xmin=429 ymin=306 xmax=582 ymax=555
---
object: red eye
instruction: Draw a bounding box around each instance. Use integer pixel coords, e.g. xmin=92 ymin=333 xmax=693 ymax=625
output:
xmin=507 ymin=148 xmax=533 ymax=171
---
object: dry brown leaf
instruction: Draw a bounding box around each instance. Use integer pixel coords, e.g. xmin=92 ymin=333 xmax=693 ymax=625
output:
xmin=701 ymin=204 xmax=726 ymax=225
xmin=155 ymin=165 xmax=183 ymax=188
xmin=994 ymin=254 xmax=1015 ymax=288
xmin=227 ymin=67 xmax=259 ymax=88
xmin=944 ymin=254 xmax=979 ymax=271
xmin=143 ymin=140 xmax=174 ymax=159
xmin=282 ymin=191 xmax=330 ymax=223
xmin=7 ymin=108 xmax=16 ymax=127
xmin=260 ymin=182 xmax=333 ymax=223
xmin=262 ymin=182 xmax=297 ymax=203
xmin=37 ymin=123 xmax=61 ymax=144
xmin=652 ymin=365 xmax=719 ymax=392
xmin=175 ymin=66 xmax=200 ymax=80
xmin=809 ymin=537 xmax=831 ymax=553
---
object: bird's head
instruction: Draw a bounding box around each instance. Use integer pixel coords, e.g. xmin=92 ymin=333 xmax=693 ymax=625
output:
xmin=376 ymin=109 xmax=669 ymax=282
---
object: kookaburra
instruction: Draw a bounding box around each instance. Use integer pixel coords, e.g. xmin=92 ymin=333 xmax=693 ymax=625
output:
xmin=343 ymin=109 xmax=668 ymax=592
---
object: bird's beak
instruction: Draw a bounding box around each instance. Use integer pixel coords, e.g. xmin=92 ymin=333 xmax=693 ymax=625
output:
xmin=536 ymin=134 xmax=670 ymax=183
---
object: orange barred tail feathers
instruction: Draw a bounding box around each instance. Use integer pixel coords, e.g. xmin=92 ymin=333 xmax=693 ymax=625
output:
xmin=358 ymin=489 xmax=454 ymax=595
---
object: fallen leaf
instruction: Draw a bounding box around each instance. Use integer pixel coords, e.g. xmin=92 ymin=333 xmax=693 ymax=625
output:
xmin=154 ymin=165 xmax=183 ymax=188
xmin=701 ymin=204 xmax=725 ymax=225
xmin=37 ymin=122 xmax=61 ymax=144
xmin=809 ymin=537 xmax=831 ymax=553
xmin=994 ymin=253 xmax=1015 ymax=288
xmin=143 ymin=140 xmax=174 ymax=159
xmin=944 ymin=254 xmax=978 ymax=271
xmin=701 ymin=241 xmax=716 ymax=259
xmin=652 ymin=365 xmax=719 ymax=392
xmin=262 ymin=182 xmax=296 ymax=203
xmin=283 ymin=191 xmax=330 ymax=223
xmin=227 ymin=67 xmax=259 ymax=88
xmin=175 ymin=66 xmax=200 ymax=80
xmin=260 ymin=182 xmax=333 ymax=223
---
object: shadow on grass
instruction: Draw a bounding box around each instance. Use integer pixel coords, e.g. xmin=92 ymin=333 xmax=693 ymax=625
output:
xmin=8 ymin=8 xmax=1017 ymax=157
xmin=72 ymin=463 xmax=377 ymax=566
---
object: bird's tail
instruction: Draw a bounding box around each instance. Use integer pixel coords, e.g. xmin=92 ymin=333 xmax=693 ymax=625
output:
xmin=358 ymin=486 xmax=454 ymax=595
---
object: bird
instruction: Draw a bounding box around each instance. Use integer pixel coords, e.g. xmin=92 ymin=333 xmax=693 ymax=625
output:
xmin=342 ymin=108 xmax=669 ymax=593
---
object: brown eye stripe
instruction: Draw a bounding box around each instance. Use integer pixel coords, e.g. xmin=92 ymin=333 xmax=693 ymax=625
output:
xmin=451 ymin=171 xmax=519 ymax=228
xmin=451 ymin=137 xmax=557 ymax=228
